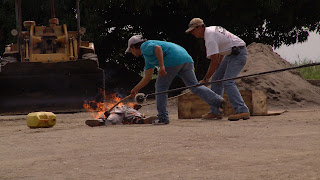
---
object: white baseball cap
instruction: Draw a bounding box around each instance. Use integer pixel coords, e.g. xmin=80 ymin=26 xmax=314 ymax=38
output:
xmin=125 ymin=35 xmax=146 ymax=53
xmin=185 ymin=18 xmax=204 ymax=33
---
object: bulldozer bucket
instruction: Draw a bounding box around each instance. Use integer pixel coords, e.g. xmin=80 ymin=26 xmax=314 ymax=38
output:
xmin=0 ymin=60 xmax=105 ymax=114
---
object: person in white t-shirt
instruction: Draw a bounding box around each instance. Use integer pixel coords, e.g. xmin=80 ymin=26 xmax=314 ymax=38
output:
xmin=186 ymin=18 xmax=250 ymax=121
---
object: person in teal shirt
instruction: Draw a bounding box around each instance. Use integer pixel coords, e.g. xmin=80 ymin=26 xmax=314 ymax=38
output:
xmin=126 ymin=35 xmax=225 ymax=125
xmin=141 ymin=40 xmax=194 ymax=69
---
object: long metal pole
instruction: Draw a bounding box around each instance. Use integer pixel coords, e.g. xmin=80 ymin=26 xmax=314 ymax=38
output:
xmin=76 ymin=0 xmax=80 ymax=32
xmin=146 ymin=62 xmax=320 ymax=97
xmin=50 ymin=0 xmax=56 ymax=18
xmin=76 ymin=0 xmax=81 ymax=55
xmin=15 ymin=0 xmax=22 ymax=61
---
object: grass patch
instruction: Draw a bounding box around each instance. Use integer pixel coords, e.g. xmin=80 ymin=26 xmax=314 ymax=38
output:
xmin=292 ymin=60 xmax=320 ymax=79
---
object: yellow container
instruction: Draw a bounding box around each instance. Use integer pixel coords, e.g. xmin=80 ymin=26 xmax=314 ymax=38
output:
xmin=26 ymin=112 xmax=56 ymax=128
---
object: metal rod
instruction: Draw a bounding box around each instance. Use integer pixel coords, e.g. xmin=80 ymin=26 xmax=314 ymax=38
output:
xmin=76 ymin=0 xmax=80 ymax=32
xmin=76 ymin=0 xmax=81 ymax=57
xmin=15 ymin=0 xmax=22 ymax=61
xmin=50 ymin=0 xmax=56 ymax=18
xmin=106 ymin=95 xmax=131 ymax=113
xmin=146 ymin=62 xmax=320 ymax=97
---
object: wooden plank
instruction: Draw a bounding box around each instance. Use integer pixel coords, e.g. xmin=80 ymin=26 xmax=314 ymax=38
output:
xmin=252 ymin=90 xmax=268 ymax=115
xmin=178 ymin=93 xmax=210 ymax=119
xmin=264 ymin=110 xmax=287 ymax=116
xmin=178 ymin=90 xmax=268 ymax=119
xmin=222 ymin=91 xmax=254 ymax=117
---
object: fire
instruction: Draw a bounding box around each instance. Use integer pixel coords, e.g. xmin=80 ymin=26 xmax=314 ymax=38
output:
xmin=83 ymin=93 xmax=135 ymax=120
xmin=83 ymin=101 xmax=106 ymax=119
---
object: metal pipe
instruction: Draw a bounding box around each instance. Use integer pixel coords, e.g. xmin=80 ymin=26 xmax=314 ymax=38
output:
xmin=25 ymin=41 xmax=29 ymax=61
xmin=76 ymin=0 xmax=80 ymax=32
xmin=50 ymin=0 xmax=56 ymax=18
xmin=145 ymin=62 xmax=320 ymax=98
xmin=73 ymin=38 xmax=78 ymax=59
xmin=104 ymin=95 xmax=131 ymax=118
xmin=69 ymin=38 xmax=74 ymax=59
xmin=76 ymin=0 xmax=81 ymax=56
xmin=15 ymin=0 xmax=22 ymax=61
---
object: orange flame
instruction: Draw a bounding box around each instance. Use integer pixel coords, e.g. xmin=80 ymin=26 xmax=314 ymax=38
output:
xmin=83 ymin=92 xmax=135 ymax=120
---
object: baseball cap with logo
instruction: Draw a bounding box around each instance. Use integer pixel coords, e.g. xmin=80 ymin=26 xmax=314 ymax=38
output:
xmin=125 ymin=35 xmax=146 ymax=53
xmin=185 ymin=18 xmax=204 ymax=33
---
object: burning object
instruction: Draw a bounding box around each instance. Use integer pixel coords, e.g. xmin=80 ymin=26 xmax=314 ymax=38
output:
xmin=106 ymin=105 xmax=144 ymax=124
xmin=85 ymin=104 xmax=155 ymax=127
xmin=84 ymin=93 xmax=155 ymax=127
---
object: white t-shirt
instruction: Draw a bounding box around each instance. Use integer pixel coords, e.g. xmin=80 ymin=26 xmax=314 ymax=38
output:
xmin=204 ymin=26 xmax=245 ymax=58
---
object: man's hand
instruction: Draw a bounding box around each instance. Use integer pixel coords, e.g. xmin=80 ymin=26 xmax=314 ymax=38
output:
xmin=199 ymin=77 xmax=209 ymax=84
xmin=199 ymin=80 xmax=206 ymax=84
xmin=201 ymin=54 xmax=222 ymax=84
xmin=159 ymin=66 xmax=167 ymax=77
xmin=130 ymin=88 xmax=138 ymax=97
xmin=130 ymin=68 xmax=154 ymax=98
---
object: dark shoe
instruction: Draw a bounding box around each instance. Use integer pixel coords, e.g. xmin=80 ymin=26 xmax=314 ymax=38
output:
xmin=202 ymin=113 xmax=223 ymax=120
xmin=144 ymin=116 xmax=158 ymax=124
xmin=85 ymin=119 xmax=106 ymax=127
xmin=152 ymin=119 xmax=170 ymax=125
xmin=228 ymin=113 xmax=250 ymax=121
xmin=219 ymin=99 xmax=227 ymax=110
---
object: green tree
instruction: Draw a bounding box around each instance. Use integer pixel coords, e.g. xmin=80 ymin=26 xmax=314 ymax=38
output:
xmin=1 ymin=0 xmax=319 ymax=78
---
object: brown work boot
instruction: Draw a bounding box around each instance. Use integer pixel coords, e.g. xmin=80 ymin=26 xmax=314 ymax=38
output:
xmin=85 ymin=119 xmax=106 ymax=127
xmin=202 ymin=113 xmax=223 ymax=120
xmin=228 ymin=112 xmax=250 ymax=121
xmin=143 ymin=116 xmax=158 ymax=124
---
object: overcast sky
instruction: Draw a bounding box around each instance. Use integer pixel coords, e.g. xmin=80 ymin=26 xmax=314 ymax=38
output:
xmin=273 ymin=31 xmax=320 ymax=64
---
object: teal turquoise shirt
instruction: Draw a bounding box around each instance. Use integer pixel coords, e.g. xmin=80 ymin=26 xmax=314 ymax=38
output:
xmin=140 ymin=40 xmax=194 ymax=70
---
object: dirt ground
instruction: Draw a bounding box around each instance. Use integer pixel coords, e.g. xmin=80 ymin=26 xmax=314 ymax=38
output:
xmin=1 ymin=100 xmax=320 ymax=180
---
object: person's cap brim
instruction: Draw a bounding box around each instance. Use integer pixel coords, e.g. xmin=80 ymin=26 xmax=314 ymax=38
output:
xmin=185 ymin=26 xmax=196 ymax=33
xmin=125 ymin=46 xmax=131 ymax=53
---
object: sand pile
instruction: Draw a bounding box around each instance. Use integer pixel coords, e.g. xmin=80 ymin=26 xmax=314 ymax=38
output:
xmin=236 ymin=42 xmax=320 ymax=109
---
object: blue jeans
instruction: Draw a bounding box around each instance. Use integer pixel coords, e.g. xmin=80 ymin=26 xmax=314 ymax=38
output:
xmin=210 ymin=47 xmax=249 ymax=114
xmin=155 ymin=62 xmax=222 ymax=121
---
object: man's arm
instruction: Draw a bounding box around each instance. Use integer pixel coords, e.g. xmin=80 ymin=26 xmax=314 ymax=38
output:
xmin=130 ymin=68 xmax=154 ymax=97
xmin=200 ymin=54 xmax=224 ymax=83
xmin=154 ymin=45 xmax=167 ymax=77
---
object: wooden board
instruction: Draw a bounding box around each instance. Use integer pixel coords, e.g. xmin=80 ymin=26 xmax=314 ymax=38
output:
xmin=178 ymin=93 xmax=210 ymax=119
xmin=178 ymin=90 xmax=268 ymax=119
xmin=264 ymin=110 xmax=287 ymax=116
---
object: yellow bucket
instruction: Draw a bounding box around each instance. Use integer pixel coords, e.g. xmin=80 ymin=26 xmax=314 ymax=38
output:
xmin=26 ymin=112 xmax=56 ymax=128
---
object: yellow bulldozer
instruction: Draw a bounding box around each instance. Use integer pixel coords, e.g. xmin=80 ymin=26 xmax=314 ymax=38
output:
xmin=0 ymin=0 xmax=105 ymax=114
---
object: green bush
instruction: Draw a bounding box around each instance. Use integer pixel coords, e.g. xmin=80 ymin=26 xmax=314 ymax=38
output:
xmin=292 ymin=60 xmax=320 ymax=79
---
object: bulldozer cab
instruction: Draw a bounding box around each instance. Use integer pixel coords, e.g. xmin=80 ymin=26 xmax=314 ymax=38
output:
xmin=0 ymin=0 xmax=105 ymax=115
xmin=3 ymin=0 xmax=95 ymax=63
xmin=29 ymin=20 xmax=70 ymax=62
